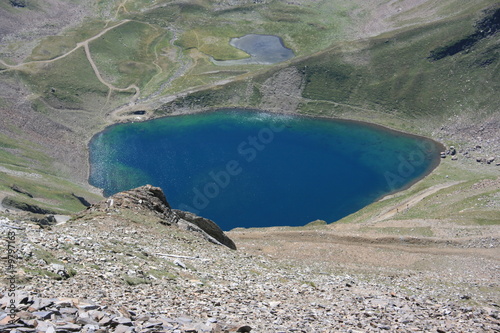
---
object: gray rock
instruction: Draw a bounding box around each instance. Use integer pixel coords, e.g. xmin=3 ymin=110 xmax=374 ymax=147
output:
xmin=88 ymin=310 xmax=105 ymax=321
xmin=59 ymin=307 xmax=78 ymax=314
xmin=98 ymin=316 xmax=112 ymax=326
xmin=81 ymin=324 xmax=100 ymax=333
xmin=114 ymin=324 xmax=134 ymax=333
xmin=76 ymin=316 xmax=99 ymax=326
xmin=28 ymin=298 xmax=54 ymax=311
xmin=174 ymin=210 xmax=237 ymax=250
xmin=143 ymin=320 xmax=163 ymax=329
xmin=86 ymin=185 xmax=175 ymax=223
xmin=30 ymin=215 xmax=57 ymax=226
xmin=35 ymin=321 xmax=52 ymax=332
xmin=55 ymin=322 xmax=82 ymax=331
xmin=176 ymin=316 xmax=193 ymax=324
xmin=174 ymin=259 xmax=187 ymax=269
xmin=31 ymin=311 xmax=53 ymax=320
xmin=54 ymin=299 xmax=73 ymax=308
xmin=112 ymin=316 xmax=133 ymax=326
xmin=183 ymin=322 xmax=213 ymax=332
xmin=77 ymin=304 xmax=99 ymax=311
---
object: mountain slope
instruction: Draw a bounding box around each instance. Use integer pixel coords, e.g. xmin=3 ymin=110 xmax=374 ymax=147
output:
xmin=0 ymin=0 xmax=498 ymax=223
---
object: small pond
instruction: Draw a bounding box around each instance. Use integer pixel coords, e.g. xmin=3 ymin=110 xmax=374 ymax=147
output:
xmin=212 ymin=34 xmax=295 ymax=65
xmin=89 ymin=109 xmax=441 ymax=230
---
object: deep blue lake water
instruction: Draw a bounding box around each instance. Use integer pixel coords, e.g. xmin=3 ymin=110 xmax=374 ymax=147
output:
xmin=89 ymin=109 xmax=440 ymax=230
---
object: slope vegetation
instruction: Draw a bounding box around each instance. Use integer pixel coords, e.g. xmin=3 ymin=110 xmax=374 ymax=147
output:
xmin=0 ymin=0 xmax=498 ymax=219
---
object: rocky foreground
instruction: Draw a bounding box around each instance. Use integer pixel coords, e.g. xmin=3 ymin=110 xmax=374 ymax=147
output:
xmin=0 ymin=186 xmax=499 ymax=332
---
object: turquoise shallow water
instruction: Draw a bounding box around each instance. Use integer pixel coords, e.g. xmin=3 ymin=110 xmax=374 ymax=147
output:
xmin=89 ymin=109 xmax=440 ymax=230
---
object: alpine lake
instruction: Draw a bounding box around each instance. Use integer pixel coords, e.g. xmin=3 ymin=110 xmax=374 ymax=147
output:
xmin=89 ymin=109 xmax=441 ymax=231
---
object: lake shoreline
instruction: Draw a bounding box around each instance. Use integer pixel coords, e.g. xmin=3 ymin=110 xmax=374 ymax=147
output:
xmin=88 ymin=108 xmax=445 ymax=228
xmin=211 ymin=34 xmax=295 ymax=65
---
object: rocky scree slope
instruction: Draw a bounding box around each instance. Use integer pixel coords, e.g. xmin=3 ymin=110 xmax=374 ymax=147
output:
xmin=0 ymin=186 xmax=499 ymax=332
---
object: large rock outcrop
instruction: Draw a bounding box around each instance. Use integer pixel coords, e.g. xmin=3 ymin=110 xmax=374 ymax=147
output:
xmin=173 ymin=210 xmax=236 ymax=250
xmin=86 ymin=185 xmax=236 ymax=250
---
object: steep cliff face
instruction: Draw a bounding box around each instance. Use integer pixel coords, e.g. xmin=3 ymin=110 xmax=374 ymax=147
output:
xmin=85 ymin=184 xmax=236 ymax=250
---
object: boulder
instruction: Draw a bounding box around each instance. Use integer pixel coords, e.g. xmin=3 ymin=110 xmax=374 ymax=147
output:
xmin=174 ymin=210 xmax=237 ymax=250
xmin=10 ymin=0 xmax=26 ymax=7
xmin=30 ymin=215 xmax=57 ymax=226
xmin=86 ymin=184 xmax=176 ymax=224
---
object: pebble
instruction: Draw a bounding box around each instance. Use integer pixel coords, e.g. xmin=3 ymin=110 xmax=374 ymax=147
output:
xmin=0 ymin=206 xmax=498 ymax=332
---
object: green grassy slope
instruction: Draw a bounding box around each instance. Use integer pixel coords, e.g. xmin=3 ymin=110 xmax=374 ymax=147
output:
xmin=160 ymin=4 xmax=499 ymax=129
xmin=89 ymin=21 xmax=169 ymax=89
xmin=299 ymin=9 xmax=500 ymax=121
xmin=0 ymin=0 xmax=498 ymax=217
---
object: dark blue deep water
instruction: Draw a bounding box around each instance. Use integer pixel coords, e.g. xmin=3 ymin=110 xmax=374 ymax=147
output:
xmin=89 ymin=109 xmax=440 ymax=230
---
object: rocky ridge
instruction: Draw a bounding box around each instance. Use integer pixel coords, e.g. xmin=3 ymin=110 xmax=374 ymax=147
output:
xmin=0 ymin=185 xmax=499 ymax=332
xmin=84 ymin=185 xmax=236 ymax=250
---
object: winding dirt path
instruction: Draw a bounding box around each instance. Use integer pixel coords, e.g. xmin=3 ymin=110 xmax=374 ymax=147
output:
xmin=0 ymin=20 xmax=130 ymax=70
xmin=370 ymin=181 xmax=463 ymax=223
xmin=82 ymin=43 xmax=140 ymax=105
xmin=0 ymin=20 xmax=139 ymax=106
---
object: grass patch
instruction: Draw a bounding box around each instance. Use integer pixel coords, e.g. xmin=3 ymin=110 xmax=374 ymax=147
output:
xmin=298 ymin=8 xmax=500 ymax=122
xmin=468 ymin=216 xmax=500 ymax=225
xmin=28 ymin=19 xmax=107 ymax=61
xmin=176 ymin=28 xmax=250 ymax=61
xmin=19 ymin=48 xmax=109 ymax=110
xmin=147 ymin=269 xmax=177 ymax=280
xmin=25 ymin=268 xmax=64 ymax=280
xmin=0 ymin=170 xmax=101 ymax=214
xmin=0 ymin=132 xmax=53 ymax=172
xmin=124 ymin=275 xmax=151 ymax=286
xmin=301 ymin=280 xmax=317 ymax=288
xmin=89 ymin=21 xmax=168 ymax=89
xmin=32 ymin=247 xmax=62 ymax=265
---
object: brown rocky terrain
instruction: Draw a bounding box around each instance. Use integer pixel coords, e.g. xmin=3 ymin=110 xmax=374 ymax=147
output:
xmin=0 ymin=0 xmax=93 ymax=64
xmin=0 ymin=185 xmax=499 ymax=332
